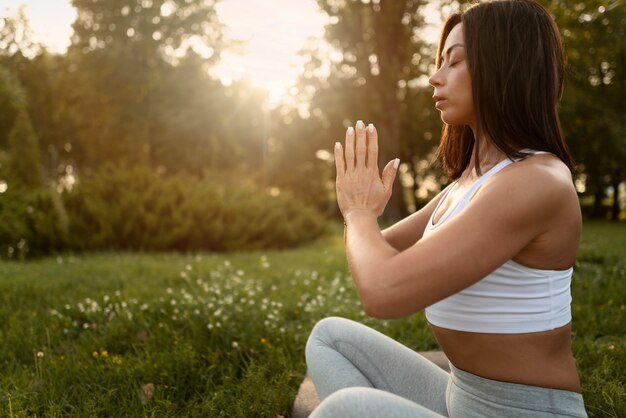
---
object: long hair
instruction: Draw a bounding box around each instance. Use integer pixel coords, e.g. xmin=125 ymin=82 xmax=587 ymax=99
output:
xmin=435 ymin=0 xmax=574 ymax=179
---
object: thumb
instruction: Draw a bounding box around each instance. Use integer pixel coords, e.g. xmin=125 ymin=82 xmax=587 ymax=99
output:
xmin=382 ymin=158 xmax=400 ymax=191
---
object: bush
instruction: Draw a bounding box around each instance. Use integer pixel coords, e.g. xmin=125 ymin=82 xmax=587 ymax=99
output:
xmin=0 ymin=184 xmax=68 ymax=259
xmin=62 ymin=163 xmax=328 ymax=252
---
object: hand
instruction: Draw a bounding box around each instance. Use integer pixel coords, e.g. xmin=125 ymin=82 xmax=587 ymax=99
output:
xmin=334 ymin=120 xmax=400 ymax=219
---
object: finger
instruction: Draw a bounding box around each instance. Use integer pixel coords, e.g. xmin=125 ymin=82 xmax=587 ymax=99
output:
xmin=366 ymin=123 xmax=378 ymax=170
xmin=345 ymin=126 xmax=355 ymax=170
xmin=382 ymin=158 xmax=400 ymax=192
xmin=334 ymin=141 xmax=345 ymax=177
xmin=355 ymin=120 xmax=366 ymax=169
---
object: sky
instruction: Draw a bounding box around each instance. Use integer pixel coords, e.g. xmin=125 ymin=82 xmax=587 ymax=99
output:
xmin=4 ymin=0 xmax=441 ymax=106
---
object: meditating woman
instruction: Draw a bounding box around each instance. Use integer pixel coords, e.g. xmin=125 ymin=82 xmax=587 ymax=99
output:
xmin=305 ymin=0 xmax=587 ymax=416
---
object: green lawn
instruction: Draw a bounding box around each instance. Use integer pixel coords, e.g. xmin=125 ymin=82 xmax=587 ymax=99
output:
xmin=0 ymin=220 xmax=624 ymax=417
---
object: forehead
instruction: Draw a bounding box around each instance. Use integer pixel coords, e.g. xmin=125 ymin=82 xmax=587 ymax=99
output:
xmin=443 ymin=23 xmax=464 ymax=53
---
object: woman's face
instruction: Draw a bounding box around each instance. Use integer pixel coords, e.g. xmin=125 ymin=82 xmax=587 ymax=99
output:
xmin=428 ymin=23 xmax=475 ymax=127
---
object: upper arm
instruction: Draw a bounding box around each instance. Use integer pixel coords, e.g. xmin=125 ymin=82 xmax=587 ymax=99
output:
xmin=365 ymin=165 xmax=570 ymax=318
xmin=382 ymin=184 xmax=452 ymax=252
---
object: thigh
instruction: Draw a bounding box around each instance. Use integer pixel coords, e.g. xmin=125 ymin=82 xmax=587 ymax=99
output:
xmin=306 ymin=316 xmax=449 ymax=416
xmin=310 ymin=387 xmax=447 ymax=418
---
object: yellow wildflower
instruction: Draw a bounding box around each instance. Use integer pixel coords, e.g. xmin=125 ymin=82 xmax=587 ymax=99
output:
xmin=112 ymin=355 xmax=123 ymax=365
xmin=92 ymin=351 xmax=98 ymax=358
xmin=100 ymin=350 xmax=108 ymax=359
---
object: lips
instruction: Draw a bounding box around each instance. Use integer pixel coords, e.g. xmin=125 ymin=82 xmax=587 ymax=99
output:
xmin=433 ymin=95 xmax=447 ymax=109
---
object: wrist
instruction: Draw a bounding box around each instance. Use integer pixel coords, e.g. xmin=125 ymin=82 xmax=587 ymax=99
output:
xmin=344 ymin=208 xmax=377 ymax=226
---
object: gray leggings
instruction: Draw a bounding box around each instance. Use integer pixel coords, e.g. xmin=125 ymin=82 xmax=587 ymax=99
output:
xmin=305 ymin=317 xmax=587 ymax=417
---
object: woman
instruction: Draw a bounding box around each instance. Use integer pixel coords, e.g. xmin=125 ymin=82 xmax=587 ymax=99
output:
xmin=305 ymin=1 xmax=588 ymax=417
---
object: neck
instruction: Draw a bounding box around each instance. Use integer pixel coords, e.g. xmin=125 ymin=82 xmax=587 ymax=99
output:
xmin=461 ymin=128 xmax=507 ymax=182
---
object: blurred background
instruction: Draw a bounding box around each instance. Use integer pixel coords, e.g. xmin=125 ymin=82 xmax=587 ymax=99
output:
xmin=1 ymin=0 xmax=624 ymax=258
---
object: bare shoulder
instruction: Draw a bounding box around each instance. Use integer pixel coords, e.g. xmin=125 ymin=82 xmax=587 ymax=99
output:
xmin=514 ymin=153 xmax=575 ymax=185
xmin=470 ymin=153 xmax=580 ymax=236
xmin=479 ymin=154 xmax=576 ymax=207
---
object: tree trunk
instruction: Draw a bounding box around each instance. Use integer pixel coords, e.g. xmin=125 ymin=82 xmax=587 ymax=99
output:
xmin=592 ymin=189 xmax=605 ymax=219
xmin=610 ymin=175 xmax=622 ymax=222
xmin=378 ymin=88 xmax=409 ymax=223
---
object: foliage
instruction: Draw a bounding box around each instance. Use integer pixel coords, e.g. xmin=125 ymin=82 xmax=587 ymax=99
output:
xmin=0 ymin=65 xmax=44 ymax=188
xmin=70 ymin=0 xmax=225 ymax=65
xmin=1 ymin=1 xmax=269 ymax=180
xmin=543 ymin=0 xmax=626 ymax=219
xmin=0 ymin=184 xmax=68 ymax=260
xmin=63 ymin=163 xmax=328 ymax=253
xmin=7 ymin=111 xmax=43 ymax=188
xmin=0 ymin=221 xmax=623 ymax=416
xmin=0 ymin=0 xmax=626 ymax=222
xmin=289 ymin=0 xmax=441 ymax=220
xmin=0 ymin=66 xmax=27 ymax=148
xmin=1 ymin=0 xmax=623 ymax=234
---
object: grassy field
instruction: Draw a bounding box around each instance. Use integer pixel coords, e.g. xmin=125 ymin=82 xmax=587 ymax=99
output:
xmin=0 ymin=220 xmax=624 ymax=417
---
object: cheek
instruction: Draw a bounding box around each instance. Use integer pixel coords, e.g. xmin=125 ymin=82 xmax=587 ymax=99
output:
xmin=447 ymin=72 xmax=474 ymax=124
xmin=440 ymin=94 xmax=474 ymax=125
xmin=457 ymin=71 xmax=473 ymax=105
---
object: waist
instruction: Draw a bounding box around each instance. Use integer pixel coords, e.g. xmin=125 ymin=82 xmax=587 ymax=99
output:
xmin=431 ymin=322 xmax=582 ymax=393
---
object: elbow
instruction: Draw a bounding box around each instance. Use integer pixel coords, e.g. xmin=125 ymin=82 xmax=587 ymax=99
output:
xmin=359 ymin=291 xmax=406 ymax=319
xmin=360 ymin=294 xmax=381 ymax=317
xmin=353 ymin=259 xmax=411 ymax=319
xmin=362 ymin=300 xmax=392 ymax=319
xmin=353 ymin=270 xmax=389 ymax=318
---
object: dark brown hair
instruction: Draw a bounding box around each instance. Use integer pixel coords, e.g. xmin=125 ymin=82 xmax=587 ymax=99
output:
xmin=435 ymin=0 xmax=574 ymax=179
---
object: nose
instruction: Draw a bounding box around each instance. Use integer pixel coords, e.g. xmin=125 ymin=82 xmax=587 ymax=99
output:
xmin=429 ymin=66 xmax=443 ymax=87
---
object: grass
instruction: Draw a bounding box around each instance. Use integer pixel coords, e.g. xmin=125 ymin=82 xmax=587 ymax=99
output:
xmin=0 ymin=220 xmax=624 ymax=417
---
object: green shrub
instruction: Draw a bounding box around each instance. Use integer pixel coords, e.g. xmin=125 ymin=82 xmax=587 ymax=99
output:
xmin=0 ymin=184 xmax=68 ymax=259
xmin=63 ymin=163 xmax=327 ymax=252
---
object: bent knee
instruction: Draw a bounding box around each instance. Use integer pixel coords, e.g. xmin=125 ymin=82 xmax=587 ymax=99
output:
xmin=305 ymin=317 xmax=348 ymax=357
xmin=311 ymin=387 xmax=372 ymax=418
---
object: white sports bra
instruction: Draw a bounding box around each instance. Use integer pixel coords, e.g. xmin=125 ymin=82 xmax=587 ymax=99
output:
xmin=423 ymin=151 xmax=573 ymax=333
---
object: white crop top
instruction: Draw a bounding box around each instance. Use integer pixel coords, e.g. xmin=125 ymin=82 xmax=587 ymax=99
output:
xmin=423 ymin=151 xmax=573 ymax=334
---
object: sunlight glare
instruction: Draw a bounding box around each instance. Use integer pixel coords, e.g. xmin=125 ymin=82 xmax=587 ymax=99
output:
xmin=212 ymin=0 xmax=329 ymax=109
xmin=8 ymin=0 xmax=76 ymax=54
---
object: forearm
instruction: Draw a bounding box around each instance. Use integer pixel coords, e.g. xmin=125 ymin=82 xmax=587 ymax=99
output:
xmin=344 ymin=210 xmax=399 ymax=314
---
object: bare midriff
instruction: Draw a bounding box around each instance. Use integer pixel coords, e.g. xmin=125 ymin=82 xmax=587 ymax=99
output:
xmin=429 ymin=322 xmax=582 ymax=393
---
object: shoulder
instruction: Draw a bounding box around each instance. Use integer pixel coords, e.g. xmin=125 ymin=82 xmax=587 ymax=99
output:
xmin=473 ymin=154 xmax=576 ymax=229
xmin=505 ymin=153 xmax=575 ymax=199
xmin=483 ymin=153 xmax=573 ymax=196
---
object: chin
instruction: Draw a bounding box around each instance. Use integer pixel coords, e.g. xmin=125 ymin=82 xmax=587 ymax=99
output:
xmin=440 ymin=111 xmax=472 ymax=127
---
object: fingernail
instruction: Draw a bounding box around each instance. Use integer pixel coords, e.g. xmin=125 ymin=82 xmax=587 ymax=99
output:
xmin=347 ymin=127 xmax=354 ymax=136
xmin=335 ymin=142 xmax=341 ymax=149
xmin=356 ymin=120 xmax=364 ymax=130
xmin=368 ymin=123 xmax=374 ymax=133
xmin=393 ymin=158 xmax=400 ymax=169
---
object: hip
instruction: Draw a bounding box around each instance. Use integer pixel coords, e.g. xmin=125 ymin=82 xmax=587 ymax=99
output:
xmin=446 ymin=362 xmax=587 ymax=417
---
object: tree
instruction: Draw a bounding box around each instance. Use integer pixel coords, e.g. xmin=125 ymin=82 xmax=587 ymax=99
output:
xmin=65 ymin=0 xmax=230 ymax=172
xmin=0 ymin=66 xmax=43 ymax=188
xmin=544 ymin=0 xmax=626 ymax=219
xmin=7 ymin=110 xmax=43 ymax=188
xmin=70 ymin=0 xmax=224 ymax=66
